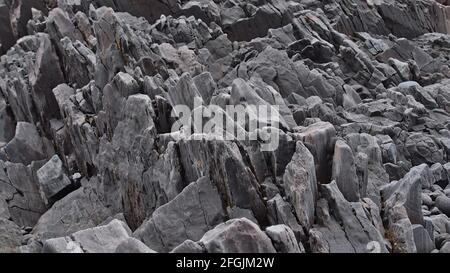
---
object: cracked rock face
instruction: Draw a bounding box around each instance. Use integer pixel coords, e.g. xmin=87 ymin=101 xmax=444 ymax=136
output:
xmin=1 ymin=0 xmax=450 ymax=254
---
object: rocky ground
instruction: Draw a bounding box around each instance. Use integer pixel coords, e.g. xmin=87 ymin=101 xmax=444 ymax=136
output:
xmin=1 ymin=0 xmax=450 ymax=253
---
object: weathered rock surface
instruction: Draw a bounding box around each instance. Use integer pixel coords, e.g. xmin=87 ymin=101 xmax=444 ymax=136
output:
xmin=133 ymin=176 xmax=226 ymax=253
xmin=283 ymin=141 xmax=317 ymax=231
xmin=309 ymin=181 xmax=388 ymax=253
xmin=32 ymin=185 xmax=111 ymax=240
xmin=381 ymin=164 xmax=431 ymax=253
xmin=199 ymin=218 xmax=276 ymax=253
xmin=332 ymin=139 xmax=360 ymax=202
xmin=42 ymin=219 xmax=132 ymax=253
xmin=0 ymin=160 xmax=46 ymax=227
xmin=2 ymin=0 xmax=450 ymax=254
xmin=0 ymin=218 xmax=23 ymax=253
xmin=266 ymin=225 xmax=301 ymax=253
xmin=115 ymin=237 xmax=156 ymax=253
xmin=36 ymin=155 xmax=75 ymax=205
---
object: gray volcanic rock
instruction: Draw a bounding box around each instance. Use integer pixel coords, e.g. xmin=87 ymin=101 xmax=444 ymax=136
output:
xmin=0 ymin=98 xmax=15 ymax=146
xmin=42 ymin=219 xmax=132 ymax=253
xmin=199 ymin=218 xmax=276 ymax=253
xmin=115 ymin=237 xmax=156 ymax=253
xmin=170 ymin=239 xmax=204 ymax=253
xmin=267 ymin=194 xmax=306 ymax=242
xmin=2 ymin=0 xmax=450 ymax=254
xmin=177 ymin=137 xmax=266 ymax=225
xmin=0 ymin=218 xmax=23 ymax=253
xmin=32 ymin=185 xmax=111 ymax=240
xmin=29 ymin=33 xmax=65 ymax=130
xmin=0 ymin=198 xmax=9 ymax=219
xmin=0 ymin=1 xmax=14 ymax=55
xmin=265 ymin=224 xmax=301 ymax=253
xmin=309 ymin=181 xmax=388 ymax=253
xmin=283 ymin=141 xmax=317 ymax=230
xmin=36 ymin=155 xmax=74 ymax=205
xmin=133 ymin=176 xmax=226 ymax=253
xmin=381 ymin=164 xmax=430 ymax=252
xmin=0 ymin=160 xmax=46 ymax=227
xmin=4 ymin=122 xmax=47 ymax=165
xmin=332 ymin=139 xmax=360 ymax=202
xmin=293 ymin=121 xmax=336 ymax=184
xmin=412 ymin=224 xmax=435 ymax=253
xmin=436 ymin=195 xmax=450 ymax=217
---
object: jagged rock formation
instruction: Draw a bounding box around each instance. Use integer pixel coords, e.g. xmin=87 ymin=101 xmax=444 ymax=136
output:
xmin=1 ymin=0 xmax=450 ymax=253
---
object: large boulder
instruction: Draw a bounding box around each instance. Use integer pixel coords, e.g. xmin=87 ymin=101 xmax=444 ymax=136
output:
xmin=332 ymin=139 xmax=360 ymax=202
xmin=42 ymin=219 xmax=131 ymax=253
xmin=199 ymin=218 xmax=276 ymax=253
xmin=36 ymin=155 xmax=75 ymax=205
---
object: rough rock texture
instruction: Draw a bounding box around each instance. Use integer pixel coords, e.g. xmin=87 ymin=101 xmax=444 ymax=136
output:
xmin=2 ymin=0 xmax=450 ymax=253
xmin=42 ymin=219 xmax=131 ymax=253
xmin=266 ymin=224 xmax=301 ymax=253
xmin=115 ymin=237 xmax=156 ymax=253
xmin=332 ymin=139 xmax=360 ymax=202
xmin=133 ymin=176 xmax=226 ymax=252
xmin=283 ymin=141 xmax=317 ymax=231
xmin=0 ymin=218 xmax=23 ymax=252
xmin=309 ymin=181 xmax=388 ymax=253
xmin=199 ymin=218 xmax=276 ymax=253
xmin=36 ymin=155 xmax=76 ymax=205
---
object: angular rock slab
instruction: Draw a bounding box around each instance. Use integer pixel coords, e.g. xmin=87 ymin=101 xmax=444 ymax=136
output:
xmin=178 ymin=136 xmax=267 ymax=224
xmin=0 ymin=218 xmax=23 ymax=253
xmin=42 ymin=219 xmax=131 ymax=253
xmin=381 ymin=165 xmax=428 ymax=253
xmin=133 ymin=176 xmax=226 ymax=252
xmin=265 ymin=225 xmax=301 ymax=253
xmin=436 ymin=195 xmax=450 ymax=217
xmin=309 ymin=181 xmax=388 ymax=253
xmin=199 ymin=218 xmax=276 ymax=253
xmin=332 ymin=139 xmax=360 ymax=202
xmin=0 ymin=160 xmax=46 ymax=227
xmin=4 ymin=122 xmax=47 ymax=165
xmin=283 ymin=141 xmax=317 ymax=230
xmin=293 ymin=121 xmax=336 ymax=184
xmin=32 ymin=185 xmax=111 ymax=240
xmin=267 ymin=194 xmax=305 ymax=241
xmin=37 ymin=155 xmax=74 ymax=205
xmin=115 ymin=237 xmax=156 ymax=253
xmin=412 ymin=224 xmax=435 ymax=253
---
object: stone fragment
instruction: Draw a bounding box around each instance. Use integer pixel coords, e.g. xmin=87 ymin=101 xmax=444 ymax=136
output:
xmin=199 ymin=218 xmax=276 ymax=253
xmin=332 ymin=140 xmax=360 ymax=202
xmin=283 ymin=141 xmax=317 ymax=230
xmin=265 ymin=225 xmax=300 ymax=253
xmin=37 ymin=155 xmax=74 ymax=205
